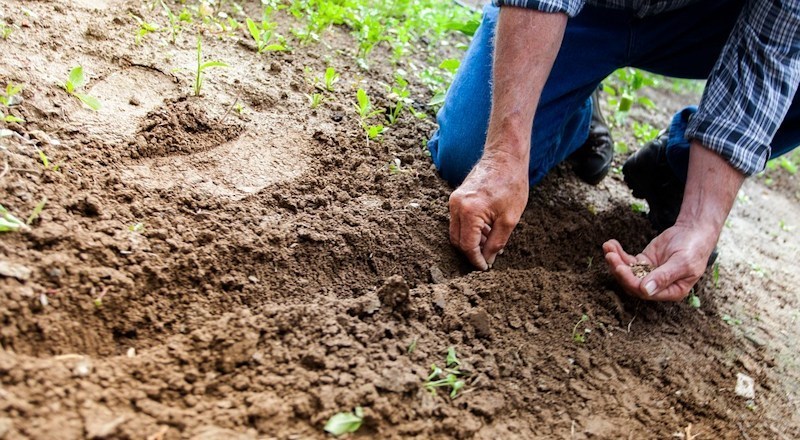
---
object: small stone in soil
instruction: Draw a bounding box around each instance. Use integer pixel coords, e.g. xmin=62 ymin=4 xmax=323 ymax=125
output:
xmin=630 ymin=262 xmax=654 ymax=278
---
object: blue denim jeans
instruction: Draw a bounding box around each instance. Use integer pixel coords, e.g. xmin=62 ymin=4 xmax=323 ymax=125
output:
xmin=428 ymin=1 xmax=800 ymax=186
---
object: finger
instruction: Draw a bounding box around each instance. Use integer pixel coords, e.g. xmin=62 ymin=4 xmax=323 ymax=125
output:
xmin=605 ymin=251 xmax=646 ymax=299
xmin=449 ymin=205 xmax=461 ymax=248
xmin=602 ymin=240 xmax=638 ymax=265
xmin=640 ymin=255 xmax=701 ymax=299
xmin=459 ymin=217 xmax=489 ymax=271
xmin=479 ymin=224 xmax=491 ymax=247
xmin=482 ymin=216 xmax=516 ymax=267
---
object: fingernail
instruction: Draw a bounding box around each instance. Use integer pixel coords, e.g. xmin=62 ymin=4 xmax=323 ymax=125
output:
xmin=498 ymin=249 xmax=504 ymax=255
xmin=645 ymin=280 xmax=657 ymax=296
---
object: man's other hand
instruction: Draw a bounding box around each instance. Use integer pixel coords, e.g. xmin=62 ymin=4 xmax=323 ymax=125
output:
xmin=602 ymin=221 xmax=717 ymax=301
xmin=449 ymin=150 xmax=529 ymax=270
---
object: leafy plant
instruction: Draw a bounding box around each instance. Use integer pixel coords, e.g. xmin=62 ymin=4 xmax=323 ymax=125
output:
xmin=632 ymin=121 xmax=660 ymax=144
xmin=131 ymin=14 xmax=158 ymax=44
xmin=354 ymin=88 xmax=384 ymax=142
xmin=572 ymin=314 xmax=590 ymax=343
xmin=0 ymin=23 xmax=13 ymax=39
xmin=722 ymin=314 xmax=742 ymax=326
xmin=26 ymin=197 xmax=47 ymax=225
xmin=687 ymin=290 xmax=701 ymax=308
xmin=160 ymin=0 xmax=186 ymax=44
xmin=324 ymin=407 xmax=363 ymax=436
xmin=0 ymin=205 xmax=29 ymax=232
xmin=424 ymin=347 xmax=466 ymax=398
xmin=63 ymin=66 xmax=101 ymax=111
xmin=38 ymin=150 xmax=59 ymax=171
xmin=323 ymin=67 xmax=339 ymax=92
xmin=192 ymin=37 xmax=227 ymax=96
xmin=306 ymin=92 xmax=324 ymax=109
xmin=245 ymin=17 xmax=286 ymax=53
xmin=712 ymin=262 xmax=720 ymax=289
xmin=1 ymin=85 xmax=24 ymax=122
xmin=631 ymin=201 xmax=648 ymax=213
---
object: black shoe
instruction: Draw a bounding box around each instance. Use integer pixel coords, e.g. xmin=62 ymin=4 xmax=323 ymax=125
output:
xmin=623 ymin=132 xmax=718 ymax=267
xmin=570 ymin=89 xmax=614 ymax=185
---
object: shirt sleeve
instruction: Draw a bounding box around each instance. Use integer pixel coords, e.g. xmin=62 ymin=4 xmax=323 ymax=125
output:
xmin=685 ymin=0 xmax=800 ymax=176
xmin=492 ymin=0 xmax=585 ymax=17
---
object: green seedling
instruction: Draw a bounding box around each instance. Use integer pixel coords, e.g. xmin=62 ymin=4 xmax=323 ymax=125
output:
xmin=614 ymin=140 xmax=628 ymax=154
xmin=779 ymin=156 xmax=798 ymax=175
xmin=631 ymin=201 xmax=648 ymax=213
xmin=438 ymin=58 xmax=460 ymax=74
xmin=407 ymin=337 xmax=417 ymax=354
xmin=779 ymin=219 xmax=792 ymax=232
xmin=192 ymin=37 xmax=227 ymax=96
xmin=131 ymin=14 xmax=158 ymax=44
xmin=354 ymin=88 xmax=384 ymax=142
xmin=1 ymin=83 xmax=22 ymax=107
xmin=245 ymin=17 xmax=286 ymax=53
xmin=63 ymin=66 xmax=101 ymax=111
xmin=632 ymin=121 xmax=660 ymax=144
xmin=323 ymin=66 xmax=339 ymax=92
xmin=129 ymin=222 xmax=145 ymax=233
xmin=26 ymin=197 xmax=47 ymax=225
xmin=0 ymin=205 xmax=29 ymax=232
xmin=160 ymin=0 xmax=184 ymax=44
xmin=306 ymin=92 xmax=324 ymax=109
xmin=712 ymin=262 xmax=720 ymax=289
xmin=446 ymin=346 xmax=460 ymax=367
xmin=572 ymin=314 xmax=590 ymax=343
xmin=0 ymin=23 xmax=13 ymax=39
xmin=324 ymin=407 xmax=363 ymax=436
xmin=37 ymin=150 xmax=59 ymax=171
xmin=722 ymin=314 xmax=742 ymax=326
xmin=687 ymin=290 xmax=701 ymax=308
xmin=424 ymin=347 xmax=467 ymax=398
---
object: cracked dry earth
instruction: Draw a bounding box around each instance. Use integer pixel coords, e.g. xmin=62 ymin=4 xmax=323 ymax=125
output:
xmin=1 ymin=0 xmax=799 ymax=439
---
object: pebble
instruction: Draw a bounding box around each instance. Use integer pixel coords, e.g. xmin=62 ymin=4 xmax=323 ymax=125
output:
xmin=735 ymin=372 xmax=755 ymax=399
xmin=0 ymin=261 xmax=32 ymax=281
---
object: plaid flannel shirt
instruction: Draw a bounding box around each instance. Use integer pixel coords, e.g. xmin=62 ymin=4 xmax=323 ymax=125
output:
xmin=494 ymin=0 xmax=800 ymax=176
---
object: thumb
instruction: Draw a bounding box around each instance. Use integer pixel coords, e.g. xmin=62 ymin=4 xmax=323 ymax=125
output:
xmin=640 ymin=256 xmax=691 ymax=298
xmin=482 ymin=216 xmax=516 ymax=267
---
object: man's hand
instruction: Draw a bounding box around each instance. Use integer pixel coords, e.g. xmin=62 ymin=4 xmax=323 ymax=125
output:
xmin=603 ymin=222 xmax=716 ymax=301
xmin=449 ymin=150 xmax=529 ymax=270
xmin=447 ymin=7 xmax=567 ymax=270
xmin=605 ymin=141 xmax=745 ymax=300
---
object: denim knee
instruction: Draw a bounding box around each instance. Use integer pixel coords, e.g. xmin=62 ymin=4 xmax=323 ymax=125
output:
xmin=428 ymin=125 xmax=484 ymax=186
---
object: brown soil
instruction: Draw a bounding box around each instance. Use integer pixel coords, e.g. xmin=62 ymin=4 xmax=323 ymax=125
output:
xmin=1 ymin=1 xmax=798 ymax=439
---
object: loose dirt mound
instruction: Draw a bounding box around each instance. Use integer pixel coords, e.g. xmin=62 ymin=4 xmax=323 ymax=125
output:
xmin=132 ymin=98 xmax=244 ymax=158
xmin=0 ymin=1 xmax=798 ymax=439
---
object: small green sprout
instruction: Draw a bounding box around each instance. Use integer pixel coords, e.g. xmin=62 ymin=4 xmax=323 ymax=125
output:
xmin=779 ymin=157 xmax=798 ymax=175
xmin=722 ymin=314 xmax=742 ymax=326
xmin=131 ymin=14 xmax=159 ymax=44
xmin=424 ymin=347 xmax=467 ymax=398
xmin=407 ymin=337 xmax=417 ymax=354
xmin=129 ymin=222 xmax=145 ymax=233
xmin=245 ymin=17 xmax=286 ymax=53
xmin=712 ymin=262 xmax=720 ymax=289
xmin=354 ymin=88 xmax=384 ymax=142
xmin=324 ymin=407 xmax=363 ymax=436
xmin=572 ymin=314 xmax=589 ymax=343
xmin=446 ymin=346 xmax=460 ymax=367
xmin=0 ymin=205 xmax=29 ymax=232
xmin=614 ymin=140 xmax=629 ymax=154
xmin=438 ymin=58 xmax=460 ymax=74
xmin=1 ymin=83 xmax=22 ymax=107
xmin=26 ymin=197 xmax=47 ymax=225
xmin=354 ymin=88 xmax=382 ymax=120
xmin=160 ymin=0 xmax=183 ymax=44
xmin=192 ymin=37 xmax=228 ymax=96
xmin=0 ymin=23 xmax=13 ymax=39
xmin=687 ymin=290 xmax=701 ymax=308
xmin=64 ymin=66 xmax=101 ymax=111
xmin=323 ymin=67 xmax=339 ymax=92
xmin=631 ymin=201 xmax=648 ymax=213
xmin=37 ymin=150 xmax=59 ymax=171
xmin=306 ymin=92 xmax=324 ymax=109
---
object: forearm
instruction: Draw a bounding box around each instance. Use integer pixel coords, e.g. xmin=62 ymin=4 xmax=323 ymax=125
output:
xmin=676 ymin=141 xmax=746 ymax=240
xmin=485 ymin=7 xmax=567 ymax=162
